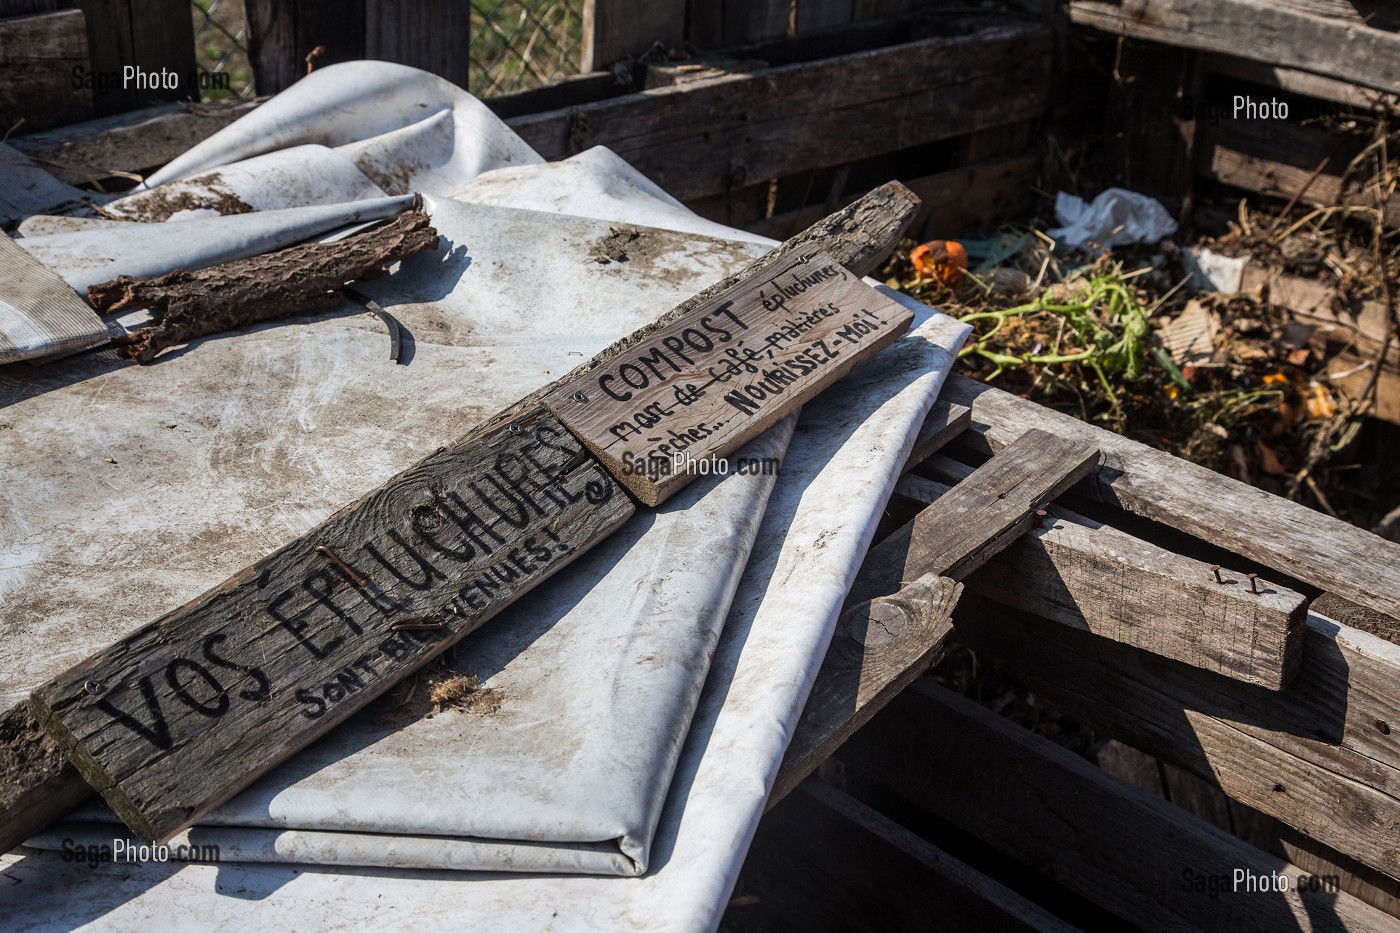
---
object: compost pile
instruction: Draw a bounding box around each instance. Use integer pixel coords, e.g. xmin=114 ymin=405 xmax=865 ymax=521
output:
xmin=882 ymin=193 xmax=1398 ymax=539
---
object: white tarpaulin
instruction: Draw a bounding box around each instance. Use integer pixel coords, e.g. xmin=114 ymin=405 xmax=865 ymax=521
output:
xmin=1 ymin=61 xmax=969 ymax=929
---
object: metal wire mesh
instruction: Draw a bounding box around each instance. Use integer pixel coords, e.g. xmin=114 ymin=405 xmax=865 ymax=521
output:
xmin=470 ymin=0 xmax=585 ymax=97
xmin=191 ymin=0 xmax=255 ymax=100
xmin=187 ymin=0 xmax=582 ymax=101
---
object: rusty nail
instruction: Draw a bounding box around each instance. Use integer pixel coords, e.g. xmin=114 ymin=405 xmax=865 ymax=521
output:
xmin=315 ymin=544 xmax=369 ymax=588
xmin=390 ymin=621 xmax=445 ymax=633
xmin=1211 ymin=564 xmax=1224 ymax=584
xmin=1377 ymin=720 xmax=1391 ymax=735
xmin=1034 ymin=507 xmax=1050 ymax=528
xmin=1248 ymin=573 xmax=1261 ymax=594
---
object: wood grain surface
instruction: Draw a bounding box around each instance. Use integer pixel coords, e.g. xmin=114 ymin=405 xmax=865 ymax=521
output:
xmin=955 ymin=596 xmax=1400 ymax=883
xmin=545 ymin=250 xmax=912 ymax=505
xmin=849 ymin=427 xmax=1100 ymax=604
xmin=899 ymin=458 xmax=1308 ymax=690
xmin=846 ymin=679 xmax=1398 ymax=932
xmin=30 ymin=410 xmax=633 ymax=842
xmin=941 ymin=374 xmax=1400 ymax=624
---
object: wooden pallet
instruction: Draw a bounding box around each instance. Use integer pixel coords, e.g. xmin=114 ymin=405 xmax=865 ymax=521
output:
xmin=739 ymin=374 xmax=1400 ymax=931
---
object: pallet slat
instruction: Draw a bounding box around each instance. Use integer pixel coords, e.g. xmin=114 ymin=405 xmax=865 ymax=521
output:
xmin=1070 ymin=0 xmax=1400 ymax=96
xmin=845 ymin=679 xmax=1398 ymax=932
xmin=732 ymin=778 xmax=1077 ymax=933
xmin=899 ymin=458 xmax=1309 ymax=690
xmin=849 ymin=426 xmax=1100 ymax=604
xmin=510 ymin=22 xmax=1052 ymax=202
xmin=940 ymin=374 xmax=1400 ymax=623
xmin=953 ymin=595 xmax=1400 ymax=882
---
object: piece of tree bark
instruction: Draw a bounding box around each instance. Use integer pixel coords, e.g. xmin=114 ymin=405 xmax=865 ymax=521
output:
xmin=88 ymin=208 xmax=439 ymax=363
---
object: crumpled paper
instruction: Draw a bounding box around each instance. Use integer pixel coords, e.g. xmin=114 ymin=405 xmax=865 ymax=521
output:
xmin=1049 ymin=187 xmax=1177 ymax=250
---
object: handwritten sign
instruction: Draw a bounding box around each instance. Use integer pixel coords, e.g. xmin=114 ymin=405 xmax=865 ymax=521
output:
xmin=29 ymin=410 xmax=633 ymax=843
xmin=543 ymin=250 xmax=914 ymax=505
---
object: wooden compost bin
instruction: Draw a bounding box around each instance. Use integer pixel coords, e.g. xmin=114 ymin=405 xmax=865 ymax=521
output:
xmin=3 ymin=1 xmax=1398 ymax=930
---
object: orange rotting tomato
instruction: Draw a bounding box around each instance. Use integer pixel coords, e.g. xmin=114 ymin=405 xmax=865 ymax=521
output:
xmin=909 ymin=240 xmax=968 ymax=285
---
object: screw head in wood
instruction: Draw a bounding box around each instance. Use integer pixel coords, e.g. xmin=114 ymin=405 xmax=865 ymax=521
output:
xmin=573 ymin=392 xmax=589 ymax=403
xmin=83 ymin=678 xmax=106 ymax=696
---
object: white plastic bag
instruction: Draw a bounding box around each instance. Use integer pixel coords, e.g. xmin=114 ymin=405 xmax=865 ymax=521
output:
xmin=1049 ymin=187 xmax=1177 ymax=250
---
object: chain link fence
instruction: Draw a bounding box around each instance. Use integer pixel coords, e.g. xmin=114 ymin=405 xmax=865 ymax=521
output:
xmin=191 ymin=0 xmax=255 ymax=100
xmin=187 ymin=0 xmax=584 ymax=102
xmin=470 ymin=0 xmax=585 ymax=97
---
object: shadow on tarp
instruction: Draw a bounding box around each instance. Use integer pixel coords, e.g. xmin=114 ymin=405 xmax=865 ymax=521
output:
xmin=0 ymin=236 xmax=472 ymax=410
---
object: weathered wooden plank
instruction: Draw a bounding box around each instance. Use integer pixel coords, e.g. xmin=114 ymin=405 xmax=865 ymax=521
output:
xmin=518 ymin=182 xmax=922 ymax=419
xmin=735 ymin=778 xmax=1077 ymax=933
xmin=897 ymin=459 xmax=1309 ymax=690
xmin=0 ymin=9 xmax=93 ymax=133
xmin=13 ymin=27 xmax=1047 ymax=206
xmin=723 ymin=0 xmax=788 ymax=45
xmin=509 ymin=22 xmax=1052 ymax=201
xmin=940 ymin=373 xmax=1400 ymax=623
xmin=11 ymin=99 xmax=258 ymax=186
xmin=129 ymin=0 xmax=198 ymax=104
xmin=1070 ymin=0 xmax=1400 ymax=96
xmin=744 ymin=154 xmax=1040 ymax=242
xmin=31 ymin=410 xmax=634 ymax=843
xmin=685 ymin=0 xmax=725 ymax=50
xmin=1312 ymin=593 xmax=1400 ymax=647
xmin=544 ymin=250 xmax=913 ymax=505
xmin=771 ymin=575 xmax=962 ymax=805
xmin=582 ymin=0 xmax=686 ymax=71
xmin=246 ymin=0 xmax=366 ymax=96
xmin=1211 ymin=54 xmax=1400 ymax=110
xmin=19 ymin=182 xmax=921 ymax=845
xmin=65 ymin=0 xmax=137 ymax=115
xmin=0 ymin=0 xmax=57 ymax=14
xmin=845 ymin=679 xmax=1399 ymax=932
xmin=0 ymin=702 xmax=90 ymax=854
xmin=244 ymin=0 xmax=297 ymax=96
xmin=849 ymin=427 xmax=1100 ymax=604
xmin=365 ymin=0 xmax=470 ymax=90
xmin=907 ymin=399 xmax=971 ymax=469
xmin=952 ymin=596 xmax=1400 ymax=881
xmin=1200 ymin=117 xmax=1400 ymax=229
xmin=795 ymin=0 xmax=853 ymax=33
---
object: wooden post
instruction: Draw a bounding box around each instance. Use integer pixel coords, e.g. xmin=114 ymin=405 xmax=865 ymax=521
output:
xmin=0 ymin=9 xmax=94 ymax=131
xmin=245 ymin=0 xmax=366 ymax=96
xmin=582 ymin=0 xmax=687 ymax=72
xmin=365 ymin=0 xmax=470 ymax=90
xmin=63 ymin=0 xmax=197 ymax=116
xmin=722 ymin=0 xmax=787 ymax=45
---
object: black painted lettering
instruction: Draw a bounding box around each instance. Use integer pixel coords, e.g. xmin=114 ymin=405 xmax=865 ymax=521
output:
xmin=201 ymin=633 xmax=271 ymax=702
xmin=266 ymin=589 xmax=344 ymax=660
xmin=165 ymin=659 xmax=230 ymax=718
xmin=94 ymin=679 xmax=172 ymax=750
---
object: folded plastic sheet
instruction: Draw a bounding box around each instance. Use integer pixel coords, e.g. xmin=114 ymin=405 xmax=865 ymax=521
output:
xmin=4 ymin=303 xmax=969 ymax=931
xmin=1 ymin=60 xmax=970 ymax=926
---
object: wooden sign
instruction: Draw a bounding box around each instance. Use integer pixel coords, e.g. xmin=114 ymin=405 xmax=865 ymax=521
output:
xmin=22 ymin=181 xmax=923 ymax=846
xmin=543 ymin=250 xmax=914 ymax=505
xmin=29 ymin=410 xmax=633 ymax=843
